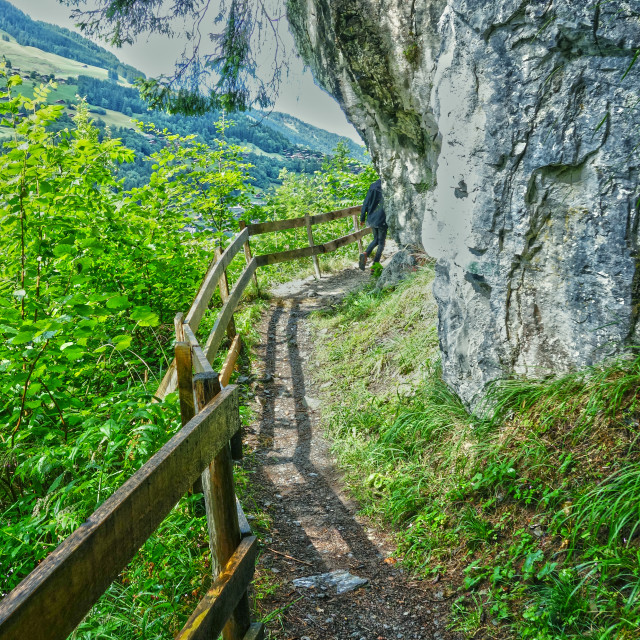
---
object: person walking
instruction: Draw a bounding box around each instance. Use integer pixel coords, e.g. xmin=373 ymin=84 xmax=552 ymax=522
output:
xmin=359 ymin=178 xmax=387 ymax=271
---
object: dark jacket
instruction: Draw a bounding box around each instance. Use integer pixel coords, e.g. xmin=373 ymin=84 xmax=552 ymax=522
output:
xmin=360 ymin=179 xmax=386 ymax=228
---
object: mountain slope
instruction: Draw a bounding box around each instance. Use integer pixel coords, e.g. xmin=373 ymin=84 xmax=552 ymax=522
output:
xmin=257 ymin=111 xmax=366 ymax=162
xmin=0 ymin=36 xmax=125 ymax=84
xmin=0 ymin=4 xmax=368 ymax=187
xmin=0 ymin=0 xmax=141 ymax=81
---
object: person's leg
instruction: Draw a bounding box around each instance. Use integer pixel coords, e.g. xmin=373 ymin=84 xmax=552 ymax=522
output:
xmin=365 ymin=227 xmax=380 ymax=256
xmin=360 ymin=227 xmax=379 ymax=270
xmin=372 ymin=226 xmax=387 ymax=263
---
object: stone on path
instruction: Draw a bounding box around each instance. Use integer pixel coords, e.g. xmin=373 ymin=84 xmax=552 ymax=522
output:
xmin=292 ymin=569 xmax=368 ymax=595
xmin=303 ymin=395 xmax=322 ymax=411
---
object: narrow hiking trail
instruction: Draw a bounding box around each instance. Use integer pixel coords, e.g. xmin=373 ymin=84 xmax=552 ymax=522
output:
xmin=242 ymin=260 xmax=463 ymax=640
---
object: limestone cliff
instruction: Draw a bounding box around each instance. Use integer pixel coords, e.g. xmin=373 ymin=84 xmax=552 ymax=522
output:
xmin=288 ymin=0 xmax=640 ymax=406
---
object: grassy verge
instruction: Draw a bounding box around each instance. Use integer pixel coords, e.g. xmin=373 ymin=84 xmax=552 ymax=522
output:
xmin=309 ymin=265 xmax=640 ymax=639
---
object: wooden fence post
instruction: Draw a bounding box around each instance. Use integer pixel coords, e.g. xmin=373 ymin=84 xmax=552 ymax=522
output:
xmin=239 ymin=221 xmax=260 ymax=296
xmin=175 ymin=341 xmax=195 ymax=427
xmin=175 ymin=340 xmax=205 ymax=497
xmin=220 ymin=333 xmax=244 ymax=461
xmin=305 ymin=212 xmax=322 ymax=279
xmin=215 ymin=246 xmax=237 ymax=340
xmin=352 ymin=212 xmax=364 ymax=255
xmin=193 ymin=371 xmax=251 ymax=640
xmin=194 ymin=371 xmax=222 ymax=576
xmin=174 ymin=311 xmax=186 ymax=342
xmin=213 ymin=247 xmax=242 ymax=461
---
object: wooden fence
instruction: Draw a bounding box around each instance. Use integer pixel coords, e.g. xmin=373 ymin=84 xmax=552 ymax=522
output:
xmin=0 ymin=204 xmax=371 ymax=640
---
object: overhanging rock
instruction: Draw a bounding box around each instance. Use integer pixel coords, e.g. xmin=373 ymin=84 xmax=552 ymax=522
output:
xmin=288 ymin=0 xmax=640 ymax=406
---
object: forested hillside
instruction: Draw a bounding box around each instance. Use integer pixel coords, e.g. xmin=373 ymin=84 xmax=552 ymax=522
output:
xmin=0 ymin=0 xmax=366 ymax=190
xmin=0 ymin=0 xmax=140 ymax=81
xmin=255 ymin=111 xmax=366 ymax=160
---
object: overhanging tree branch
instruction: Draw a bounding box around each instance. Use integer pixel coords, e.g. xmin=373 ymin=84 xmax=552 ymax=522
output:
xmin=61 ymin=0 xmax=289 ymax=113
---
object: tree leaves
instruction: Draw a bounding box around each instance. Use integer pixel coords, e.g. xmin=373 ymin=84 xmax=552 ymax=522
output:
xmin=0 ymin=67 xmax=258 ymax=611
xmin=106 ymin=295 xmax=130 ymax=310
xmin=112 ymin=335 xmax=132 ymax=351
xmin=12 ymin=331 xmax=35 ymax=345
xmin=130 ymin=306 xmax=159 ymax=327
xmin=52 ymin=244 xmax=76 ymax=257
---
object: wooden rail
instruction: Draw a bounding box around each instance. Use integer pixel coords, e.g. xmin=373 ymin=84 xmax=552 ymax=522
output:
xmin=184 ymin=323 xmax=215 ymax=375
xmin=255 ymin=227 xmax=371 ymax=267
xmin=246 ymin=205 xmax=360 ymax=236
xmin=156 ymin=204 xmax=367 ymax=400
xmin=0 ymin=387 xmax=241 ymax=640
xmin=203 ymin=258 xmax=258 ymax=364
xmin=185 ymin=228 xmax=249 ymax=332
xmin=1 ymin=202 xmax=371 ymax=640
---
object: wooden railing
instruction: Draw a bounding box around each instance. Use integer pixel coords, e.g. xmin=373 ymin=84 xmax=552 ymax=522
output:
xmin=156 ymin=204 xmax=370 ymax=401
xmin=248 ymin=205 xmax=369 ymax=271
xmin=0 ymin=203 xmax=371 ymax=640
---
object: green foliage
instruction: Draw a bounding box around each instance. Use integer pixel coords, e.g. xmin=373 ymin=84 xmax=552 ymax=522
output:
xmin=0 ymin=68 xmax=261 ymax=637
xmin=0 ymin=68 xmax=202 ymax=590
xmin=131 ymin=118 xmax=254 ymax=244
xmin=57 ymin=73 xmax=359 ymax=191
xmin=570 ymin=464 xmax=640 ymax=552
xmin=402 ymin=40 xmax=419 ymax=66
xmin=0 ymin=68 xmax=372 ymax=637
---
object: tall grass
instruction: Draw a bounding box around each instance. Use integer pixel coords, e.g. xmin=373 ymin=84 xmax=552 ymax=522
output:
xmin=310 ymin=266 xmax=640 ymax=639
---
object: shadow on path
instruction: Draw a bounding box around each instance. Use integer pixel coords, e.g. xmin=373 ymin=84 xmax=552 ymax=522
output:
xmin=245 ymin=281 xmax=459 ymax=640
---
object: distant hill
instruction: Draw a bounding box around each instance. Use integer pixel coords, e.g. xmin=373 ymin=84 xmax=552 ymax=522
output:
xmin=0 ymin=0 xmax=142 ymax=81
xmin=257 ymin=112 xmax=366 ymax=163
xmin=0 ymin=1 xmax=368 ymax=189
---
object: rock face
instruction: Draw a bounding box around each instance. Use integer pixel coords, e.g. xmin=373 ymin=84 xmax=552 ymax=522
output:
xmin=376 ymin=249 xmax=418 ymax=290
xmin=288 ymin=0 xmax=640 ymax=406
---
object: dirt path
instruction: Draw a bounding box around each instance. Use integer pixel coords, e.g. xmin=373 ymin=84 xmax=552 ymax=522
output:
xmin=244 ymin=258 xmax=462 ymax=640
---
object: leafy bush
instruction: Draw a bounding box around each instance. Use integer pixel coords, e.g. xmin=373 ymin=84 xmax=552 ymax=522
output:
xmin=0 ymin=67 xmax=254 ymax=636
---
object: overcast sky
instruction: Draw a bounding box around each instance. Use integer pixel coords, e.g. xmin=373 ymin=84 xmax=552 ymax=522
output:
xmin=10 ymin=0 xmax=362 ymax=143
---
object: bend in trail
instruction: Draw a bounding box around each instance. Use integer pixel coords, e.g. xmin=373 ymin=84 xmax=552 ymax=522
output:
xmin=245 ymin=260 xmax=462 ymax=640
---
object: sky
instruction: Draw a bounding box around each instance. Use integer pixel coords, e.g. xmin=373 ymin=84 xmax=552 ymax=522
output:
xmin=10 ymin=0 xmax=363 ymax=143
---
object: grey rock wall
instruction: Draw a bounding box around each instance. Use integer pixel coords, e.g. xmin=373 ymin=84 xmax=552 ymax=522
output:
xmin=288 ymin=0 xmax=640 ymax=406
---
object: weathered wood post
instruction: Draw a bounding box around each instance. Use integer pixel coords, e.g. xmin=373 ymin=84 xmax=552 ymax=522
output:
xmin=215 ymin=246 xmax=237 ymax=340
xmin=174 ymin=311 xmax=186 ymax=342
xmin=239 ymin=221 xmax=260 ymax=296
xmin=352 ymin=211 xmax=364 ymax=255
xmin=214 ymin=246 xmax=243 ymax=460
xmin=220 ymin=336 xmax=242 ymax=389
xmin=175 ymin=340 xmax=195 ymax=427
xmin=305 ymin=211 xmax=322 ymax=279
xmin=193 ymin=371 xmax=251 ymax=640
xmin=222 ymin=337 xmax=244 ymax=460
xmin=175 ymin=316 xmax=205 ymax=494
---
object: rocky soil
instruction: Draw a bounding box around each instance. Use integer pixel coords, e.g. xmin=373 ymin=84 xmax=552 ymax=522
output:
xmin=242 ymin=252 xmax=463 ymax=640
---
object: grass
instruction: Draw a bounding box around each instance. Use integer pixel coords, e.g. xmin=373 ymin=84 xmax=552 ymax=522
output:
xmin=308 ymin=265 xmax=640 ymax=639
